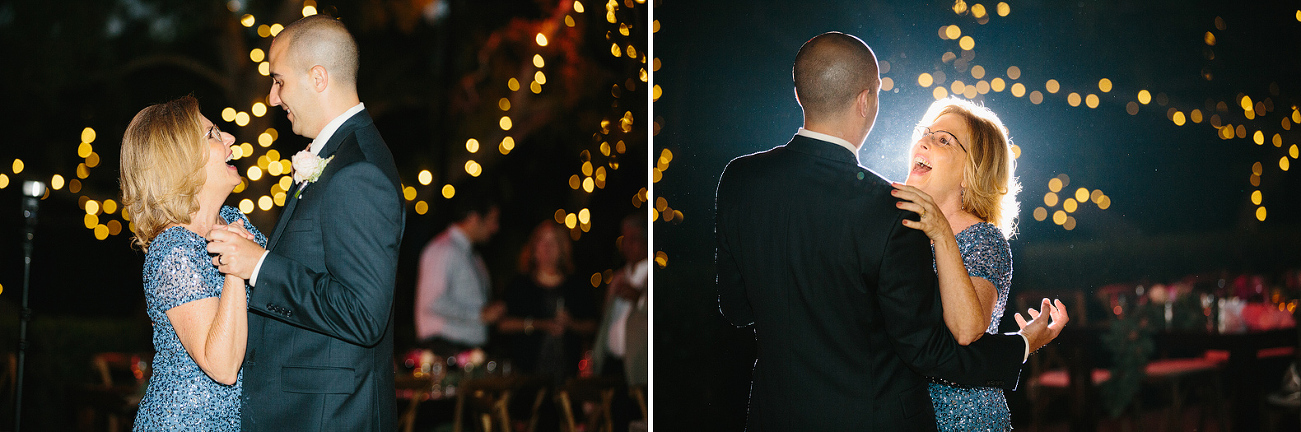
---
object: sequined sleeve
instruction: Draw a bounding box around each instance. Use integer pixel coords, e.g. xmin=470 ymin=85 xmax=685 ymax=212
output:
xmin=958 ymin=223 xmax=1012 ymax=293
xmin=144 ymin=233 xmax=220 ymax=314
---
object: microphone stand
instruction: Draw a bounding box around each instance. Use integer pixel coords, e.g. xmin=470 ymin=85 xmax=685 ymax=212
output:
xmin=15 ymin=181 xmax=44 ymax=432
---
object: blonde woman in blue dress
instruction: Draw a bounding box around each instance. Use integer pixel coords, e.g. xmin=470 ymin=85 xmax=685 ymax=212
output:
xmin=892 ymin=97 xmax=1030 ymax=431
xmin=120 ymin=95 xmax=266 ymax=431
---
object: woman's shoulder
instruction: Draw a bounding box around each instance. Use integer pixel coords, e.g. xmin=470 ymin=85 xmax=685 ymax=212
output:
xmin=146 ymin=226 xmax=205 ymax=261
xmin=957 ymin=221 xmax=1005 ymax=242
xmin=219 ymin=205 xmax=247 ymax=225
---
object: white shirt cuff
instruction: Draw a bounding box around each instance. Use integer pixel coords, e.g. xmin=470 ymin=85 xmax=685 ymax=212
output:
xmin=249 ymin=251 xmax=271 ymax=287
xmin=1019 ymin=333 xmax=1030 ymax=363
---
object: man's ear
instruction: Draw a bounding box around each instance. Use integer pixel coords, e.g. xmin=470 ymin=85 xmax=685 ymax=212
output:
xmin=310 ymin=65 xmax=329 ymax=92
xmin=857 ymin=89 xmax=873 ymax=118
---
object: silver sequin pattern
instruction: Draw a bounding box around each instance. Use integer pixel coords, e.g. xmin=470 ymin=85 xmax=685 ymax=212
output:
xmin=929 ymin=221 xmax=1013 ymax=431
xmin=133 ymin=206 xmax=265 ymax=431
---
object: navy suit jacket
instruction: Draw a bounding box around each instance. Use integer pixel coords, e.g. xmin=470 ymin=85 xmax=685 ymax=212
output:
xmin=716 ymin=135 xmax=1024 ymax=431
xmin=241 ymin=109 xmax=404 ymax=431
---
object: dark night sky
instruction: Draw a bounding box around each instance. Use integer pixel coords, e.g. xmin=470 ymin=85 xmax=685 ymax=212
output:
xmin=653 ymin=0 xmax=1301 ymax=429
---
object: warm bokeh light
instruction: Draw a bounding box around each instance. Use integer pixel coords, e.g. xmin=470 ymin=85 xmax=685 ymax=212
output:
xmin=84 ymin=214 xmax=98 ymax=229
xmin=239 ymin=199 xmax=254 ymax=214
xmin=1253 ymin=130 xmax=1264 ymax=145
xmin=1046 ymin=79 xmax=1060 ymax=94
xmin=466 ymin=138 xmax=480 ymax=153
xmin=1173 ymin=111 xmax=1186 ymax=126
xmin=415 ymin=201 xmax=428 ymax=215
xmin=250 ymin=48 xmax=265 ymax=62
xmin=241 ymin=14 xmax=255 ymax=27
xmin=1033 ymin=207 xmax=1047 ymax=221
xmin=442 ymin=184 xmax=456 ymax=199
xmin=958 ymin=36 xmax=975 ymax=51
xmin=85 ymin=200 xmax=100 ymax=215
xmin=302 ymin=5 xmax=317 ymax=16
xmin=508 ymin=78 xmax=520 ymax=91
xmin=997 ymin=2 xmax=1010 ymax=16
xmin=945 ymin=25 xmax=961 ymax=40
xmin=1064 ymin=198 xmax=1078 ymax=213
xmin=1282 ymin=157 xmax=1291 ymax=171
xmin=1053 ymin=210 xmax=1067 ymax=225
xmin=1048 ymin=178 xmax=1063 ymax=192
xmin=536 ymin=33 xmax=548 ymax=46
xmin=269 ymin=24 xmax=283 ymax=37
xmin=933 ymin=87 xmax=949 ymax=100
xmin=1029 ymin=91 xmax=1044 ymax=104
xmin=881 ymin=77 xmax=894 ymax=92
xmin=252 ymin=102 xmax=267 ymax=117
xmin=1011 ymin=83 xmax=1025 ymax=97
xmin=247 ymin=166 xmax=262 ymax=181
xmin=0 ymin=174 xmax=8 ymax=189
xmin=51 ymin=174 xmax=65 ymax=190
xmin=1138 ymin=90 xmax=1151 ymax=104
xmin=1098 ymin=78 xmax=1112 ymax=93
xmin=465 ymin=160 xmax=482 ymax=177
xmin=82 ymin=127 xmax=97 ymax=144
xmin=1251 ymin=190 xmax=1263 ymax=205
xmin=258 ymin=196 xmax=273 ymax=211
xmin=1257 ymin=206 xmax=1267 ymax=221
xmin=12 ymin=159 xmax=23 ymax=174
xmin=403 ymin=186 xmax=417 ymax=201
xmin=918 ymin=73 xmax=934 ymax=87
xmin=1073 ymin=188 xmax=1088 ymax=203
xmin=418 ymin=170 xmax=432 ymax=185
xmin=1044 ymin=192 xmax=1059 ymax=207
xmin=1007 ymin=66 xmax=1021 ymax=80
xmin=991 ymin=77 xmax=1005 ymax=92
xmin=78 ymin=142 xmax=93 ymax=158
xmin=103 ymin=199 xmax=118 ymax=214
xmin=235 ymin=111 xmax=250 ymax=126
xmin=1067 ymin=92 xmax=1081 ymax=107
xmin=1064 ymin=216 xmax=1077 ymax=231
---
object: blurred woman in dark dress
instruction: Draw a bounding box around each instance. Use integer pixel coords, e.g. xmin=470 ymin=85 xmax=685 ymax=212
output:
xmin=497 ymin=221 xmax=598 ymax=382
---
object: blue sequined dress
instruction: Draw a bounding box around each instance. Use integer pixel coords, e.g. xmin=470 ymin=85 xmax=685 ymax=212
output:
xmin=929 ymin=222 xmax=1013 ymax=431
xmin=133 ymin=206 xmax=265 ymax=431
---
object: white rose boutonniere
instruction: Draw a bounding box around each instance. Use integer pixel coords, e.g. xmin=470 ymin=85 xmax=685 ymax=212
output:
xmin=291 ymin=150 xmax=334 ymax=198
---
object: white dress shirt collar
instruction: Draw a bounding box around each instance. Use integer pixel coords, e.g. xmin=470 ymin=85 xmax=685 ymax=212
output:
xmin=308 ymin=102 xmax=366 ymax=155
xmin=796 ymin=128 xmax=859 ymax=159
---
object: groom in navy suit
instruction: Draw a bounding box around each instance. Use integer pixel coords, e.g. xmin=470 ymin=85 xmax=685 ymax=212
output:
xmin=207 ymin=15 xmax=404 ymax=431
xmin=715 ymin=32 xmax=1068 ymax=430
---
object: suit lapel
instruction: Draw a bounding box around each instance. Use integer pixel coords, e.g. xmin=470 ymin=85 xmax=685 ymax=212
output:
xmin=266 ymin=181 xmax=302 ymax=251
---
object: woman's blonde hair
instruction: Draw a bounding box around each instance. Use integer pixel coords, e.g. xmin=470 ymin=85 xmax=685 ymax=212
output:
xmin=918 ymin=97 xmax=1021 ymax=239
xmin=517 ymin=221 xmax=575 ymax=275
xmin=119 ymin=95 xmax=208 ymax=252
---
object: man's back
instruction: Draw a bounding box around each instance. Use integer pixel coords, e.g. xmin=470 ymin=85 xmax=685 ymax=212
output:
xmin=716 ymin=135 xmax=1022 ymax=430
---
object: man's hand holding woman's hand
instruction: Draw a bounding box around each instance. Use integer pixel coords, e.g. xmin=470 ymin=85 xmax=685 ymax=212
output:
xmin=206 ymin=219 xmax=264 ymax=280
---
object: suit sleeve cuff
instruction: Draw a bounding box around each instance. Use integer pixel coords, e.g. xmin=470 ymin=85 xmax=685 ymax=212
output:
xmin=249 ymin=251 xmax=271 ymax=287
xmin=1019 ymin=333 xmax=1030 ymax=363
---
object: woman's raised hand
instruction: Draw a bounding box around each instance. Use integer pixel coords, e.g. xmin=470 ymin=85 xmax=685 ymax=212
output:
xmin=891 ymin=182 xmax=949 ymax=241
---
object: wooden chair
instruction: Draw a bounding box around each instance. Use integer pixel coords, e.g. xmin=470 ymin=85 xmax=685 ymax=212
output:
xmin=452 ymin=375 xmax=549 ymax=432
xmin=555 ymin=377 xmax=623 ymax=432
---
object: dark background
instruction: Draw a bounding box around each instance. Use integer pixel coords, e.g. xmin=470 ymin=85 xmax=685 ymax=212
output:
xmin=0 ymin=0 xmax=647 ymax=430
xmin=653 ymin=0 xmax=1301 ymax=430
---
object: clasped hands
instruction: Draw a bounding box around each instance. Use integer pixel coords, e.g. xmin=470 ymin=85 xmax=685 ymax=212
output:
xmin=205 ymin=220 xmax=264 ymax=281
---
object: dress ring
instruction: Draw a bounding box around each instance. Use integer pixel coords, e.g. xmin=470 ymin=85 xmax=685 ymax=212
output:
xmin=218 ymin=255 xmax=226 ymax=265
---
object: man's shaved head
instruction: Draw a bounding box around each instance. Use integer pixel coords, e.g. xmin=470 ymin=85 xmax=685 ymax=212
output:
xmin=276 ymin=14 xmax=359 ymax=89
xmin=793 ymin=32 xmax=880 ymax=121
